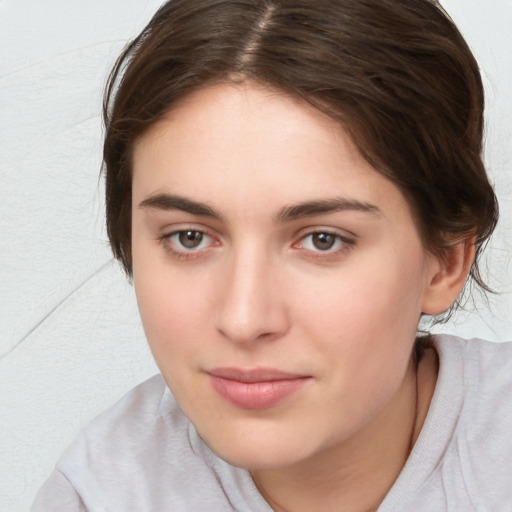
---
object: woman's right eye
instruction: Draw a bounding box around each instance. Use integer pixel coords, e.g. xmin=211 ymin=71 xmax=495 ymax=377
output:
xmin=161 ymin=229 xmax=216 ymax=256
xmin=175 ymin=230 xmax=206 ymax=249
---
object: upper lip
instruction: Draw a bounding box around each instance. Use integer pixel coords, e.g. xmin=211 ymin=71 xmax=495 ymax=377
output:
xmin=207 ymin=367 xmax=308 ymax=383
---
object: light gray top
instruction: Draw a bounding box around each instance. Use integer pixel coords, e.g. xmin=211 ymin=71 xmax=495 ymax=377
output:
xmin=31 ymin=335 xmax=512 ymax=511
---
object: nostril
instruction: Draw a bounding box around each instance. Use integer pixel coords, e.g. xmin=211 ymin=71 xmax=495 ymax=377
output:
xmin=215 ymin=292 xmax=289 ymax=346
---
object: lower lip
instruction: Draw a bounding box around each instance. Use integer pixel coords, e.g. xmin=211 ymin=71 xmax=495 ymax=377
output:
xmin=209 ymin=376 xmax=309 ymax=410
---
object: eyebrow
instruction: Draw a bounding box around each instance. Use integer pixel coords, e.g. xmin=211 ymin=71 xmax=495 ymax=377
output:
xmin=139 ymin=193 xmax=222 ymax=219
xmin=275 ymin=197 xmax=381 ymax=222
xmin=138 ymin=193 xmax=381 ymax=222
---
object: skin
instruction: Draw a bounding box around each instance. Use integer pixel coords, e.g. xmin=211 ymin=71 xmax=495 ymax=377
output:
xmin=131 ymin=82 xmax=471 ymax=511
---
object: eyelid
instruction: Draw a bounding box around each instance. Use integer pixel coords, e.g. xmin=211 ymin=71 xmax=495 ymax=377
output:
xmin=292 ymin=227 xmax=355 ymax=255
xmin=159 ymin=224 xmax=220 ymax=259
xmin=293 ymin=225 xmax=355 ymax=242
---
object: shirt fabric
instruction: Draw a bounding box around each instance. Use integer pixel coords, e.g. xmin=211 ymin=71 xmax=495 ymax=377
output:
xmin=31 ymin=335 xmax=512 ymax=511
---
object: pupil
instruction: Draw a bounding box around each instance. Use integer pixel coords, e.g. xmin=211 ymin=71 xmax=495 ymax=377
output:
xmin=179 ymin=231 xmax=203 ymax=249
xmin=313 ymin=233 xmax=335 ymax=250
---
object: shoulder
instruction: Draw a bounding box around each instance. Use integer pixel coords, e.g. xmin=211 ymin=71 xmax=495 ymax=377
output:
xmin=51 ymin=374 xmax=216 ymax=509
xmin=58 ymin=374 xmax=178 ymax=461
xmin=57 ymin=375 xmax=178 ymax=473
xmin=434 ymin=334 xmax=512 ymax=396
xmin=56 ymin=373 xmax=184 ymax=472
xmin=434 ymin=335 xmax=512 ymax=508
xmin=434 ymin=334 xmax=512 ymax=431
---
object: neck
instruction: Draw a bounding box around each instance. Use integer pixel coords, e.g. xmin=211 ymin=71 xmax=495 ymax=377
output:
xmin=251 ymin=350 xmax=438 ymax=512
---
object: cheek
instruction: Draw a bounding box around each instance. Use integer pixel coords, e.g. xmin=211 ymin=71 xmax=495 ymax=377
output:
xmin=293 ymin=245 xmax=428 ymax=371
xmin=135 ymin=272 xmax=208 ymax=348
xmin=297 ymin=258 xmax=425 ymax=336
xmin=296 ymin=261 xmax=425 ymax=427
xmin=133 ymin=273 xmax=211 ymax=410
xmin=131 ymin=239 xmax=212 ymax=359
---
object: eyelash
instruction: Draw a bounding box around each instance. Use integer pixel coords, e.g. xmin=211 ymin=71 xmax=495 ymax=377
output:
xmin=159 ymin=228 xmax=218 ymax=260
xmin=159 ymin=228 xmax=355 ymax=260
xmin=292 ymin=230 xmax=354 ymax=257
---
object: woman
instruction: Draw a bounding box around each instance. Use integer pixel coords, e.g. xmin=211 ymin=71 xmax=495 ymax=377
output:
xmin=32 ymin=0 xmax=511 ymax=510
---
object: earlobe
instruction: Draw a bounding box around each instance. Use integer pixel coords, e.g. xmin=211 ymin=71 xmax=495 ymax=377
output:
xmin=421 ymin=238 xmax=476 ymax=315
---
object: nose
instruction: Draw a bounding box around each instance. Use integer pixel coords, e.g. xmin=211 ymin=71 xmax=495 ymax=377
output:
xmin=215 ymin=247 xmax=290 ymax=346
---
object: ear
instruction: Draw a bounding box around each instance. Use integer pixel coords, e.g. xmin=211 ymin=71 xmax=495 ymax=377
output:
xmin=421 ymin=238 xmax=476 ymax=315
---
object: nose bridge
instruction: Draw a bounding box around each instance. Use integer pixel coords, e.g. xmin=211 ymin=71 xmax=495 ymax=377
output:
xmin=215 ymin=240 xmax=287 ymax=345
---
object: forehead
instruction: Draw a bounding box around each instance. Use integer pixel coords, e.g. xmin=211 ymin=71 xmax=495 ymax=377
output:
xmin=134 ymin=81 xmax=349 ymax=173
xmin=131 ymin=81 xmax=413 ymax=225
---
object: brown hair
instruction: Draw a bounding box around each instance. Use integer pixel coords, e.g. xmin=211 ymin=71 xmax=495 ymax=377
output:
xmin=103 ymin=0 xmax=498 ymax=314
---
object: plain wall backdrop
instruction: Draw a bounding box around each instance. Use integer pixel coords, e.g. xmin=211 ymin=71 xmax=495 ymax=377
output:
xmin=1 ymin=1 xmax=511 ymax=510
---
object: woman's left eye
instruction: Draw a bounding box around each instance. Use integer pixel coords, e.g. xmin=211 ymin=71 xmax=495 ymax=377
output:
xmin=296 ymin=232 xmax=350 ymax=253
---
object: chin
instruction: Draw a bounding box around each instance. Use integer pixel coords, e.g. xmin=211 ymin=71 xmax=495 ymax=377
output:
xmin=198 ymin=423 xmax=317 ymax=471
xmin=215 ymin=446 xmax=298 ymax=471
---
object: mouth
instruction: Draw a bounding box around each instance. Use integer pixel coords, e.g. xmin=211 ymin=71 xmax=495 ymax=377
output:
xmin=206 ymin=367 xmax=311 ymax=410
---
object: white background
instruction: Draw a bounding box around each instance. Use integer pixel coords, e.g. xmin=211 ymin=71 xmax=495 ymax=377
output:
xmin=1 ymin=1 xmax=511 ymax=510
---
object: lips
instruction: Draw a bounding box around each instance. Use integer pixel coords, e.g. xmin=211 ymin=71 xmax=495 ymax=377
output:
xmin=207 ymin=367 xmax=310 ymax=410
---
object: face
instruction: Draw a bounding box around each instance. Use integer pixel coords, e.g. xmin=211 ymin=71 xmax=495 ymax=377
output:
xmin=131 ymin=82 xmax=437 ymax=470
